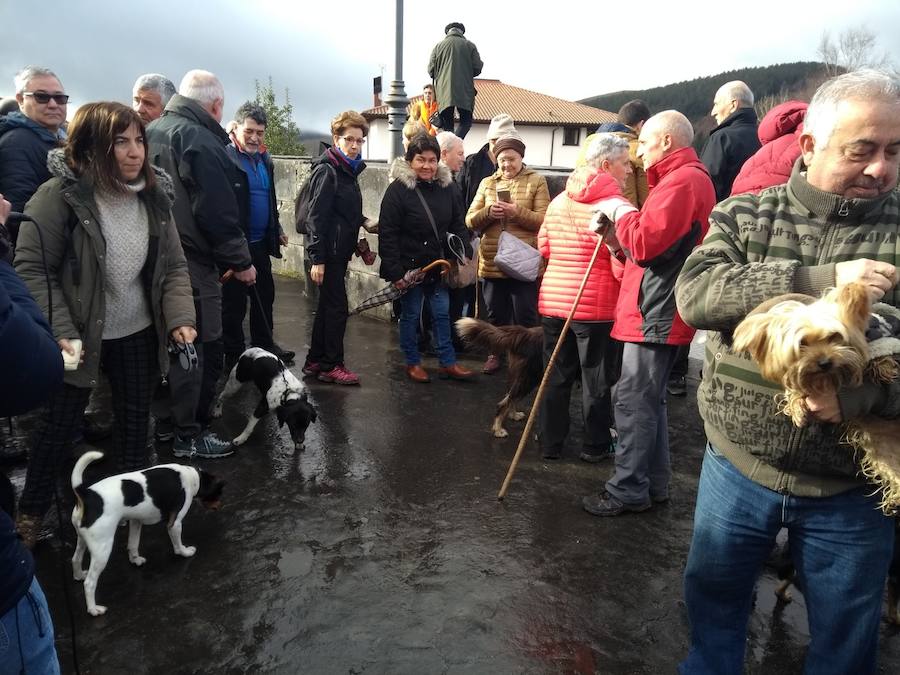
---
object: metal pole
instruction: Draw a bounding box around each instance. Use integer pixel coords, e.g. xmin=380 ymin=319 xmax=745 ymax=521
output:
xmin=383 ymin=0 xmax=408 ymax=161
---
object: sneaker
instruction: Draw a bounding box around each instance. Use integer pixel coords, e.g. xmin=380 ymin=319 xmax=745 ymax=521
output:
xmin=301 ymin=361 xmax=321 ymax=377
xmin=318 ymin=365 xmax=360 ymax=385
xmin=482 ymin=354 xmax=501 ymax=375
xmin=650 ymin=491 xmax=670 ymax=504
xmin=173 ymin=431 xmax=234 ymax=459
xmin=155 ymin=417 xmax=175 ymax=443
xmin=666 ymin=375 xmax=687 ymax=397
xmin=582 ymin=491 xmax=651 ymax=517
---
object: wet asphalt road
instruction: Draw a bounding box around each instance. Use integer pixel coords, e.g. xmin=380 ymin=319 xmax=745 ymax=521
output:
xmin=10 ymin=275 xmax=900 ymax=674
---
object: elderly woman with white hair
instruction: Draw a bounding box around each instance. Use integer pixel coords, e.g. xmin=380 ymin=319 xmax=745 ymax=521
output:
xmin=535 ymin=133 xmax=630 ymax=461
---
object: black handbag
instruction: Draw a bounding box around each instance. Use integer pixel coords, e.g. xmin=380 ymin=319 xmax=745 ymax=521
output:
xmin=428 ymin=110 xmax=443 ymax=129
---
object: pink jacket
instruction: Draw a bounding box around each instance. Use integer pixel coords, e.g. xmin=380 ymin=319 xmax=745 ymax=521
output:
xmin=537 ymin=168 xmax=621 ymax=321
xmin=730 ymin=100 xmax=807 ymax=196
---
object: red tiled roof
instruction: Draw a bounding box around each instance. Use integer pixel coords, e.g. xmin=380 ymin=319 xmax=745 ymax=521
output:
xmin=363 ymin=79 xmax=615 ymax=127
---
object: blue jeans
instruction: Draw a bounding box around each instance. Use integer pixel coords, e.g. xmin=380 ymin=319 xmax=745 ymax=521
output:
xmin=399 ymin=282 xmax=455 ymax=366
xmin=680 ymin=444 xmax=894 ymax=675
xmin=0 ymin=578 xmax=60 ymax=675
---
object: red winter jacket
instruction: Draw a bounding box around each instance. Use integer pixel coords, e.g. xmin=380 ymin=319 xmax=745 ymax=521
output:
xmin=537 ymin=168 xmax=622 ymax=321
xmin=612 ymin=147 xmax=715 ymax=345
xmin=730 ymin=100 xmax=807 ymax=196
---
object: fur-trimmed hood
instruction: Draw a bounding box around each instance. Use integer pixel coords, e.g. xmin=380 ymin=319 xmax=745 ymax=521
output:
xmin=388 ymin=157 xmax=453 ymax=190
xmin=868 ymin=302 xmax=900 ymax=361
xmin=46 ymin=147 xmax=176 ymax=208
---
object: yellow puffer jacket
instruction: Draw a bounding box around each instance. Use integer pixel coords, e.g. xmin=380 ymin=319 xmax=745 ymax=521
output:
xmin=465 ymin=166 xmax=550 ymax=278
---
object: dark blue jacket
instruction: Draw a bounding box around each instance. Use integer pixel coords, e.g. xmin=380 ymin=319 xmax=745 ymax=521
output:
xmin=0 ymin=257 xmax=63 ymax=415
xmin=700 ymin=107 xmax=761 ymax=203
xmin=0 ymin=112 xmax=64 ymax=243
xmin=225 ymin=143 xmax=283 ymax=258
xmin=1 ymin=475 xmax=33 ymax=618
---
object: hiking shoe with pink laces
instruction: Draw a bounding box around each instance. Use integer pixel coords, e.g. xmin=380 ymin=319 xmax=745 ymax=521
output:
xmin=302 ymin=361 xmax=321 ymax=377
xmin=318 ymin=365 xmax=360 ymax=385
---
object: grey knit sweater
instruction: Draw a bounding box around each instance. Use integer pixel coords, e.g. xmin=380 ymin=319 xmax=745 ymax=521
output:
xmin=95 ymin=181 xmax=152 ymax=339
xmin=676 ymin=161 xmax=900 ymax=497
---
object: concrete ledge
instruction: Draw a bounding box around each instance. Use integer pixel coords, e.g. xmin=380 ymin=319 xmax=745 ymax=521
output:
xmin=270 ymin=156 xmax=571 ymax=321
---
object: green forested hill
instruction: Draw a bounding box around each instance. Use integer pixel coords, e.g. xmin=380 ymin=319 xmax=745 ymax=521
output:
xmin=579 ymin=62 xmax=825 ymax=122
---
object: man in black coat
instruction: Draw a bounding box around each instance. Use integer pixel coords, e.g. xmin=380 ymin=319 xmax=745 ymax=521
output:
xmin=147 ymin=69 xmax=255 ymax=458
xmin=700 ymin=80 xmax=762 ymax=203
xmin=0 ymin=66 xmax=67 ymax=247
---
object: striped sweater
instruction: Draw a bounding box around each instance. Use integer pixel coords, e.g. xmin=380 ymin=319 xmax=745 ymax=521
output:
xmin=675 ymin=161 xmax=900 ymax=496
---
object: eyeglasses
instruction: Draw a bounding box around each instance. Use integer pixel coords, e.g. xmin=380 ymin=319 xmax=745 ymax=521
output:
xmin=23 ymin=91 xmax=69 ymax=105
xmin=340 ymin=136 xmax=366 ymax=146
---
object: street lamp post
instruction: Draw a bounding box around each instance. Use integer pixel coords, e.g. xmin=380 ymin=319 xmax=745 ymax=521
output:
xmin=382 ymin=0 xmax=408 ymax=161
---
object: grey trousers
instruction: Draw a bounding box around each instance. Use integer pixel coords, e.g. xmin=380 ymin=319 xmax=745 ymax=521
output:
xmin=605 ymin=341 xmax=678 ymax=505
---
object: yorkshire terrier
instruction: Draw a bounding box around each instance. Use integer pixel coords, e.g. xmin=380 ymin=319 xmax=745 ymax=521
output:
xmin=732 ymin=283 xmax=900 ymax=513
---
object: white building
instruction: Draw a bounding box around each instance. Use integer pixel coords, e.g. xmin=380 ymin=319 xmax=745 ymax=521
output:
xmin=361 ymin=79 xmax=616 ymax=169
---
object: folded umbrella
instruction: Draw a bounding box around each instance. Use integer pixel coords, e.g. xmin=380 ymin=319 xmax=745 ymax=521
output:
xmin=350 ymin=259 xmax=451 ymax=315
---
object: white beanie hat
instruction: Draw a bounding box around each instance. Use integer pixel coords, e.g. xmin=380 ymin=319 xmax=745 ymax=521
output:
xmin=486 ymin=113 xmax=518 ymax=140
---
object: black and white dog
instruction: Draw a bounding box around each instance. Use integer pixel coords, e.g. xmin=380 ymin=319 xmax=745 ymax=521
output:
xmin=212 ymin=347 xmax=317 ymax=451
xmin=71 ymin=451 xmax=225 ymax=616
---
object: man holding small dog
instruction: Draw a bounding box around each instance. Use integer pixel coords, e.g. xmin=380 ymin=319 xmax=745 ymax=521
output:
xmin=675 ymin=69 xmax=900 ymax=674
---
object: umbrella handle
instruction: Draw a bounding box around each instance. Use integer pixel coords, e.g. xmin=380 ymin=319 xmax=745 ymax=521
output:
xmin=420 ymin=259 xmax=451 ymax=276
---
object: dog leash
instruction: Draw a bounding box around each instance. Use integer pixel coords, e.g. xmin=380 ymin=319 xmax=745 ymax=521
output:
xmin=219 ymin=270 xmax=277 ymax=348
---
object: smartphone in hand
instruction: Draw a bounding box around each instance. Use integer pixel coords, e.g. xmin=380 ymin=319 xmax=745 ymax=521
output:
xmin=496 ymin=189 xmax=512 ymax=203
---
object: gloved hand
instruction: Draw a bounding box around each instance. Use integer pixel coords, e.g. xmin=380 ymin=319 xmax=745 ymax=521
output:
xmin=588 ymin=197 xmax=638 ymax=232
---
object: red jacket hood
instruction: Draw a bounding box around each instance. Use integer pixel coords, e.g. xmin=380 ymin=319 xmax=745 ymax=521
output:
xmin=566 ymin=166 xmax=622 ymax=204
xmin=758 ymin=100 xmax=807 ymax=145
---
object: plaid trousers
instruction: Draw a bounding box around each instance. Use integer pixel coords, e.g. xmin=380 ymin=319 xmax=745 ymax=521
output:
xmin=19 ymin=326 xmax=158 ymax=517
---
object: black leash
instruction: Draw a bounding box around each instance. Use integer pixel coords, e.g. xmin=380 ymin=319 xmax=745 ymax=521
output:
xmin=248 ymin=283 xmax=276 ymax=346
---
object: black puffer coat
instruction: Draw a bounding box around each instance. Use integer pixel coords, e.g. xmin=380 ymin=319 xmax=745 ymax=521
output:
xmin=378 ymin=159 xmax=472 ymax=283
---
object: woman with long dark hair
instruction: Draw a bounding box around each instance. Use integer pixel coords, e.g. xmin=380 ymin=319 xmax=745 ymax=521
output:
xmin=13 ymin=101 xmax=195 ymax=547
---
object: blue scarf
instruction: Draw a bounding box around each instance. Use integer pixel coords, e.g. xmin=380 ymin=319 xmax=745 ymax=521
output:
xmin=336 ymin=146 xmax=363 ymax=173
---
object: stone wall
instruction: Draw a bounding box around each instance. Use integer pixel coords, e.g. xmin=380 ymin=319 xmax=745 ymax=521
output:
xmin=270 ymin=157 xmax=572 ymax=321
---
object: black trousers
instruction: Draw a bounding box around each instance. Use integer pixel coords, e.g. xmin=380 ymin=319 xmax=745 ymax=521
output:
xmin=482 ymin=277 xmax=539 ymax=328
xmin=306 ymin=260 xmax=349 ymax=371
xmin=20 ymin=326 xmax=157 ymax=517
xmin=222 ymin=241 xmax=276 ymax=360
xmin=538 ymin=318 xmax=614 ymax=451
xmin=670 ymin=343 xmax=690 ymax=379
xmin=439 ymin=107 xmax=473 ymax=140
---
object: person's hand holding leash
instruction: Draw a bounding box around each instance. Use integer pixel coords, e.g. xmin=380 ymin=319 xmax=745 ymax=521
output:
xmin=170 ymin=326 xmax=197 ymax=344
xmin=233 ymin=265 xmax=257 ymax=285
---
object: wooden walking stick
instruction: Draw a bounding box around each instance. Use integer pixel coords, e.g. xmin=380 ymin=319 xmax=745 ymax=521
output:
xmin=497 ymin=227 xmax=608 ymax=500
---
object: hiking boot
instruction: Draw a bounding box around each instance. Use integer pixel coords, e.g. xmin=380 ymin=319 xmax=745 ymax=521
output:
xmin=318 ymin=365 xmax=360 ymax=385
xmin=173 ymin=431 xmax=234 ymax=459
xmin=406 ymin=365 xmax=430 ymax=383
xmin=582 ymin=492 xmax=651 ymax=517
xmin=667 ymin=375 xmax=687 ymax=397
xmin=482 ymin=354 xmax=501 ymax=375
xmin=272 ymin=347 xmax=296 ymax=366
xmin=541 ymin=445 xmax=563 ymax=460
xmin=302 ymin=361 xmax=321 ymax=377
xmin=154 ymin=417 xmax=175 ymax=443
xmin=438 ymin=364 xmax=474 ymax=380
xmin=579 ymin=443 xmax=615 ymax=464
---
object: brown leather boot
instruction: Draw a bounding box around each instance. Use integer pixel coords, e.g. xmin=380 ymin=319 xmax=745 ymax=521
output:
xmin=406 ymin=365 xmax=430 ymax=383
xmin=16 ymin=512 xmax=42 ymax=550
xmin=438 ymin=364 xmax=474 ymax=380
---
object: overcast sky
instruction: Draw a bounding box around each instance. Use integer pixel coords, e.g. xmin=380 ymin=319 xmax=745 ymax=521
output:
xmin=2 ymin=0 xmax=899 ymax=134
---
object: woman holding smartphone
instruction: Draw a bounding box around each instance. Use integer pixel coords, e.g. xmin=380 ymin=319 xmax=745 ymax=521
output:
xmin=13 ymin=101 xmax=195 ymax=548
xmin=465 ymin=134 xmax=550 ymax=374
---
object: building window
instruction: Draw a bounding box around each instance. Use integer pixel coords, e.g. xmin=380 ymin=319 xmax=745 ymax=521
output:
xmin=563 ymin=127 xmax=580 ymax=146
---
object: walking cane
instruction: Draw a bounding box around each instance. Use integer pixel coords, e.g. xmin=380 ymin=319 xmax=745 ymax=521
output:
xmin=497 ymin=226 xmax=608 ymax=501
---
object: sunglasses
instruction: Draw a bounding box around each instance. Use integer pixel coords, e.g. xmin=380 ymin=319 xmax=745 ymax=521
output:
xmin=23 ymin=91 xmax=70 ymax=105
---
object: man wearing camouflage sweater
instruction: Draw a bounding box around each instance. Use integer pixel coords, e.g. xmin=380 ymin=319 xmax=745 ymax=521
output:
xmin=675 ymin=69 xmax=900 ymax=674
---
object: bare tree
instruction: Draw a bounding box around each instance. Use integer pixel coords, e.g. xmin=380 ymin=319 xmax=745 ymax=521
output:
xmin=817 ymin=26 xmax=893 ymax=77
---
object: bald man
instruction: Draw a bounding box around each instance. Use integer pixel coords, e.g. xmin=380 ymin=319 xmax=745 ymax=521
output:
xmin=701 ymin=80 xmax=761 ymax=202
xmin=581 ymin=110 xmax=716 ymax=516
